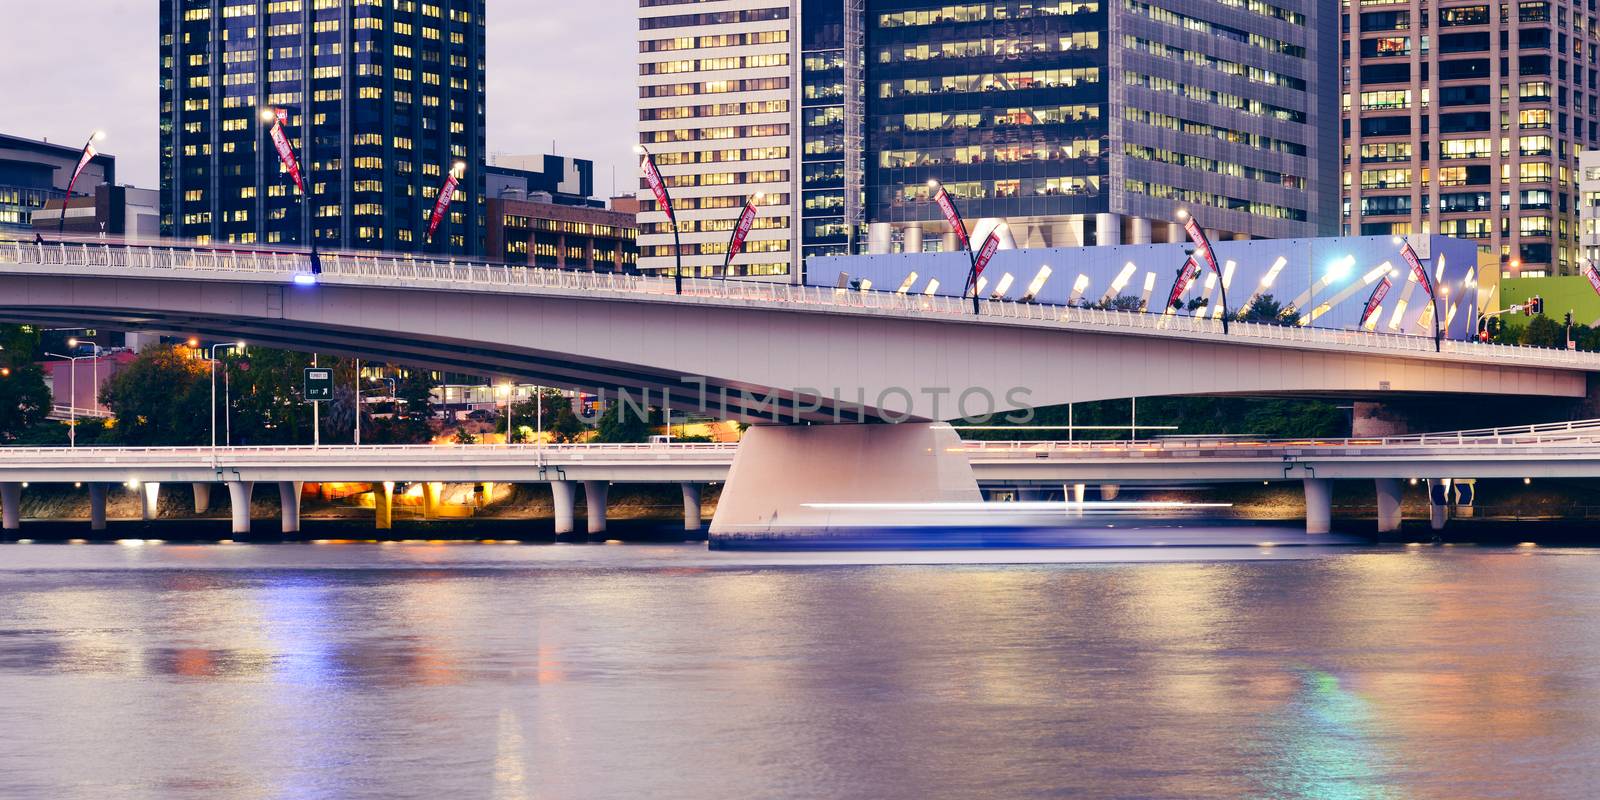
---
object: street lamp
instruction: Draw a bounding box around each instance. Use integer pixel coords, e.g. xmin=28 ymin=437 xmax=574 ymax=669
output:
xmin=44 ymin=351 xmax=99 ymax=447
xmin=58 ymin=131 xmax=106 ymax=235
xmin=927 ymin=179 xmax=986 ymax=314
xmin=634 ymin=144 xmax=683 ymax=295
xmin=209 ymin=341 xmax=245 ymax=449
xmin=496 ymin=383 xmax=516 ymax=444
xmin=65 ymin=337 xmax=104 ymax=416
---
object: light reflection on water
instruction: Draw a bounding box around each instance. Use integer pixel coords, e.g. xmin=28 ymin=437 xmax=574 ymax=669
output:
xmin=2 ymin=543 xmax=1599 ymax=799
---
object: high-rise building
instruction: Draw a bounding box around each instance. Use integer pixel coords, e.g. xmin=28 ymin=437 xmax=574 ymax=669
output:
xmin=636 ymin=0 xmax=799 ymax=280
xmin=637 ymin=0 xmax=1338 ymax=280
xmin=0 ymin=133 xmax=115 ymax=238
xmin=160 ymin=0 xmax=487 ymax=254
xmin=1342 ymin=0 xmax=1595 ymax=277
xmin=1580 ymin=149 xmax=1600 ymax=270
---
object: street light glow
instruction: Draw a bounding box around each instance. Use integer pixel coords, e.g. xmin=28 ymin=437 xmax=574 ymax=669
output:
xmin=260 ymin=108 xmax=278 ymax=123
xmin=294 ymin=273 xmax=318 ymax=286
xmin=926 ymin=178 xmax=940 ymax=190
xmin=631 ymin=144 xmax=646 ymax=155
xmin=1175 ymin=208 xmax=1189 ymax=220
xmin=92 ymin=131 xmax=106 ymax=142
xmin=187 ymin=337 xmax=199 ymax=348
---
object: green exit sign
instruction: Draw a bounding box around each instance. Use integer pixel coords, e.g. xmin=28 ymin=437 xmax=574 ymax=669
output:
xmin=304 ymin=368 xmax=334 ymax=401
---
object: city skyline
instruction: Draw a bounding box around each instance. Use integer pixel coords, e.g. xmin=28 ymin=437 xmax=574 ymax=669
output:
xmin=0 ymin=0 xmax=639 ymax=196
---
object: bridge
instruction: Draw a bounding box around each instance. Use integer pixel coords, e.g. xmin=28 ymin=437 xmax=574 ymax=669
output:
xmin=4 ymin=239 xmax=1600 ymax=536
xmin=0 ymin=417 xmax=1594 ymax=540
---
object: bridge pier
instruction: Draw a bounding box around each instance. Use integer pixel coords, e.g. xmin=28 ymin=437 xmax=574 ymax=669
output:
xmin=1100 ymin=483 xmax=1120 ymax=501
xmin=88 ymin=483 xmax=107 ymax=530
xmin=551 ymin=481 xmax=576 ymax=535
xmin=1428 ymin=479 xmax=1450 ymax=531
xmin=709 ymin=423 xmax=980 ymax=545
xmin=1303 ymin=478 xmax=1332 ymax=534
xmin=192 ymin=483 xmax=212 ymax=513
xmin=681 ymin=482 xmax=703 ymax=531
xmin=1375 ymin=478 xmax=1403 ymax=533
xmin=0 ymin=482 xmax=20 ymax=530
xmin=375 ymin=482 xmax=394 ymax=530
xmin=421 ymin=482 xmax=441 ymax=519
xmin=1065 ymin=483 xmax=1087 ymax=514
xmin=279 ymin=481 xmax=303 ymax=534
xmin=140 ymin=482 xmax=161 ymax=521
xmin=584 ymin=481 xmax=609 ymax=535
xmin=226 ymin=481 xmax=253 ymax=535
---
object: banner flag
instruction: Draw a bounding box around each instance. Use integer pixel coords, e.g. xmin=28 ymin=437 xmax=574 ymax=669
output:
xmin=1360 ymin=276 xmax=1393 ymax=328
xmin=641 ymin=156 xmax=673 ymax=221
xmin=426 ymin=169 xmax=461 ymax=241
xmin=934 ymin=188 xmax=970 ymax=249
xmin=267 ymin=110 xmax=305 ymax=194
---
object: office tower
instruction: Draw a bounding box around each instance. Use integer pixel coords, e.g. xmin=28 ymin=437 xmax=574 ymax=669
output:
xmin=486 ymin=153 xmax=639 ymax=271
xmin=160 ymin=0 xmax=487 ymax=254
xmin=1344 ymin=0 xmax=1595 ymax=277
xmin=863 ymin=0 xmax=1338 ymax=252
xmin=636 ymin=0 xmax=798 ymax=280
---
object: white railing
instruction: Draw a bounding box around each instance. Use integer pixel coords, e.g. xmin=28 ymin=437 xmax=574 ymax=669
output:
xmin=5 ymin=239 xmax=1600 ymax=368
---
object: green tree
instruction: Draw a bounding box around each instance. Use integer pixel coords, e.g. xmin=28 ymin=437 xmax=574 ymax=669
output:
xmin=100 ymin=344 xmax=212 ymax=445
xmin=452 ymin=426 xmax=477 ymax=445
xmin=1519 ymin=314 xmax=1565 ymax=348
xmin=0 ymin=324 xmax=52 ymax=442
xmin=1236 ymin=294 xmax=1302 ymax=326
xmin=510 ymin=389 xmax=589 ymax=443
xmin=592 ymin=400 xmax=655 ymax=443
xmin=225 ymin=346 xmax=314 ymax=445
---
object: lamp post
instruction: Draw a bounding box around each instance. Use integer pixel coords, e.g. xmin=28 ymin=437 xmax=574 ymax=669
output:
xmin=927 ymin=179 xmax=982 ymax=313
xmin=43 ymin=351 xmax=97 ymax=447
xmin=496 ymin=383 xmax=516 ymax=444
xmin=634 ymin=144 xmax=683 ymax=294
xmin=1175 ymin=209 xmax=1229 ymax=333
xmin=261 ymin=105 xmax=315 ymax=256
xmin=65 ymin=337 xmax=102 ymax=415
xmin=721 ymin=192 xmax=763 ymax=279
xmin=209 ymin=342 xmax=245 ymax=450
xmin=58 ymin=131 xmax=106 ymax=236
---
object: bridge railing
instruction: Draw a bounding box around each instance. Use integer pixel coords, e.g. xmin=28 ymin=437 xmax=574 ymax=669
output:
xmin=6 ymin=240 xmax=1600 ymax=367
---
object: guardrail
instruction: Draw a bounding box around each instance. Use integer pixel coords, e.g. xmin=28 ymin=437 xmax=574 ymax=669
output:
xmin=6 ymin=240 xmax=1599 ymax=368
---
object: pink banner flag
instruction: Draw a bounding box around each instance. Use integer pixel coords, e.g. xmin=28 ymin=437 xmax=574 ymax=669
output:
xmin=1360 ymin=276 xmax=1393 ymax=328
xmin=641 ymin=156 xmax=673 ymax=221
xmin=1165 ymin=258 xmax=1200 ymax=311
xmin=934 ymin=188 xmax=970 ymax=249
xmin=1400 ymin=240 xmax=1434 ymax=298
xmin=267 ymin=110 xmax=305 ymax=194
xmin=1183 ymin=217 xmax=1220 ymax=276
xmin=724 ymin=200 xmax=758 ymax=265
xmin=1584 ymin=263 xmax=1600 ymax=298
xmin=426 ymin=170 xmax=461 ymax=241
xmin=65 ymin=144 xmax=98 ymax=199
xmin=970 ymin=231 xmax=1000 ymax=287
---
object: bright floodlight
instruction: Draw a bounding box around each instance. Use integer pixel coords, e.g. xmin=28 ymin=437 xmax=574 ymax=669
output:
xmin=1328 ymin=255 xmax=1355 ymax=280
xmin=752 ymin=191 xmax=765 ymax=202
xmin=926 ymin=179 xmax=940 ymax=190
xmin=67 ymin=337 xmax=78 ymax=347
xmin=293 ymin=273 xmax=318 ymax=286
xmin=1392 ymin=236 xmax=1404 ymax=245
xmin=1175 ymin=208 xmax=1189 ymax=220
xmin=235 ymin=341 xmax=246 ymax=349
xmin=261 ymin=108 xmax=277 ymax=123
xmin=631 ymin=144 xmax=646 ymax=155
xmin=92 ymin=131 xmax=106 ymax=141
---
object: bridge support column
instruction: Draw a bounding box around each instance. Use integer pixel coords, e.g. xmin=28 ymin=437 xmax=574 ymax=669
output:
xmin=421 ymin=482 xmax=441 ymax=519
xmin=192 ymin=483 xmax=212 ymax=513
xmin=709 ymin=423 xmax=980 ymax=546
xmin=140 ymin=482 xmax=161 ymax=521
xmin=681 ymin=482 xmax=703 ymax=531
xmin=1100 ymin=483 xmax=1120 ymax=501
xmin=584 ymin=481 xmax=609 ymax=535
xmin=226 ymin=481 xmax=253 ymax=535
xmin=1304 ymin=478 xmax=1333 ymax=534
xmin=0 ymin=482 xmax=20 ymax=531
xmin=1428 ymin=479 xmax=1450 ymax=531
xmin=1454 ymin=479 xmax=1476 ymax=519
xmin=551 ymin=481 xmax=576 ymax=535
xmin=1065 ymin=483 xmax=1086 ymax=514
xmin=375 ymin=482 xmax=394 ymax=530
xmin=1374 ymin=478 xmax=1403 ymax=533
xmin=88 ymin=483 xmax=107 ymax=531
xmin=278 ymin=482 xmax=303 ymax=534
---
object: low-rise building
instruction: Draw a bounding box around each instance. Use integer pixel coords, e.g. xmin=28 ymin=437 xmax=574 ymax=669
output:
xmin=0 ymin=133 xmax=115 ymax=239
xmin=487 ymin=195 xmax=638 ymax=272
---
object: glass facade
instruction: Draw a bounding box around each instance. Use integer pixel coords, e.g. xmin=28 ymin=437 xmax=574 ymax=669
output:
xmin=161 ymin=0 xmax=487 ymax=254
xmin=866 ymin=0 xmax=1110 ymax=226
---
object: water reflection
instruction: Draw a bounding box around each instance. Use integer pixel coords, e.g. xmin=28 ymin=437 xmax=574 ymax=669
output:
xmin=2 ymin=544 xmax=1600 ymax=798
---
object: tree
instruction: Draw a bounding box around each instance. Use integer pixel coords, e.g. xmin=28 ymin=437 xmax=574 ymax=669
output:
xmin=592 ymin=400 xmax=655 ymax=443
xmin=100 ymin=344 xmax=212 ymax=445
xmin=1236 ymin=294 xmax=1302 ymax=327
xmin=452 ymin=426 xmax=477 ymax=445
xmin=0 ymin=324 xmax=51 ymax=442
xmin=510 ymin=388 xmax=589 ymax=443
xmin=1088 ymin=295 xmax=1144 ymax=312
xmin=1519 ymin=314 xmax=1565 ymax=348
xmin=225 ymin=346 xmax=313 ymax=445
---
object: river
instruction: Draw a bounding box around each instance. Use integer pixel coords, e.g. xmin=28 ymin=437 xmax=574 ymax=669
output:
xmin=1 ymin=541 xmax=1597 ymax=799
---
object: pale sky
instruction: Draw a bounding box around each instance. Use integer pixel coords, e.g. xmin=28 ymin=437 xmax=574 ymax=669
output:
xmin=0 ymin=0 xmax=638 ymax=197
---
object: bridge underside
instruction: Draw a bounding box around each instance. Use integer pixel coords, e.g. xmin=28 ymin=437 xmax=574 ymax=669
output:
xmin=0 ymin=272 xmax=1587 ymax=424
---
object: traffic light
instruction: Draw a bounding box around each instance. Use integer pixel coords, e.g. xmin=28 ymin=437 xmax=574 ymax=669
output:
xmin=1529 ymin=295 xmax=1545 ymax=315
xmin=1566 ymin=311 xmax=1574 ymax=328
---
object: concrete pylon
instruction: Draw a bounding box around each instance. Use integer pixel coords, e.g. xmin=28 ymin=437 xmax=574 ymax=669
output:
xmin=584 ymin=480 xmax=609 ymax=535
xmin=88 ymin=483 xmax=107 ymax=531
xmin=1303 ymin=478 xmax=1333 ymax=534
xmin=421 ymin=482 xmax=441 ymax=519
xmin=1427 ymin=479 xmax=1450 ymax=531
xmin=1374 ymin=478 xmax=1403 ymax=533
xmin=140 ymin=482 xmax=161 ymax=521
xmin=192 ymin=483 xmax=212 ymax=513
xmin=375 ymin=482 xmax=394 ymax=530
xmin=1068 ymin=483 xmax=1087 ymax=515
xmin=1100 ymin=483 xmax=1120 ymax=501
xmin=681 ymin=482 xmax=703 ymax=531
xmin=0 ymin=482 xmax=20 ymax=530
xmin=226 ymin=481 xmax=254 ymax=535
xmin=551 ymin=481 xmax=575 ymax=535
xmin=278 ymin=481 xmax=303 ymax=534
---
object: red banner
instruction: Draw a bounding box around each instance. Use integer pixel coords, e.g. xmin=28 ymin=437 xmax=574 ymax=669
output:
xmin=969 ymin=231 xmax=1001 ymax=292
xmin=1183 ymin=217 xmax=1220 ymax=276
xmin=641 ymin=155 xmax=673 ymax=221
xmin=934 ymin=188 xmax=970 ymax=249
xmin=267 ymin=111 xmax=305 ymax=194
xmin=1165 ymin=258 xmax=1200 ymax=311
xmin=65 ymin=143 xmax=98 ymax=199
xmin=426 ymin=171 xmax=461 ymax=241
xmin=1400 ymin=241 xmax=1434 ymax=298
xmin=724 ymin=200 xmax=758 ymax=265
xmin=1584 ymin=263 xmax=1600 ymax=298
xmin=1360 ymin=276 xmax=1393 ymax=328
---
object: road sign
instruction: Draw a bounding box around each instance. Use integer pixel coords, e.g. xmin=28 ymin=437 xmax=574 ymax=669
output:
xmin=304 ymin=368 xmax=333 ymax=401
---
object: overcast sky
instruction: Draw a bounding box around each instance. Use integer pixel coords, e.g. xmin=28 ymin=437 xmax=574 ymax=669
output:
xmin=0 ymin=1 xmax=638 ymax=196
